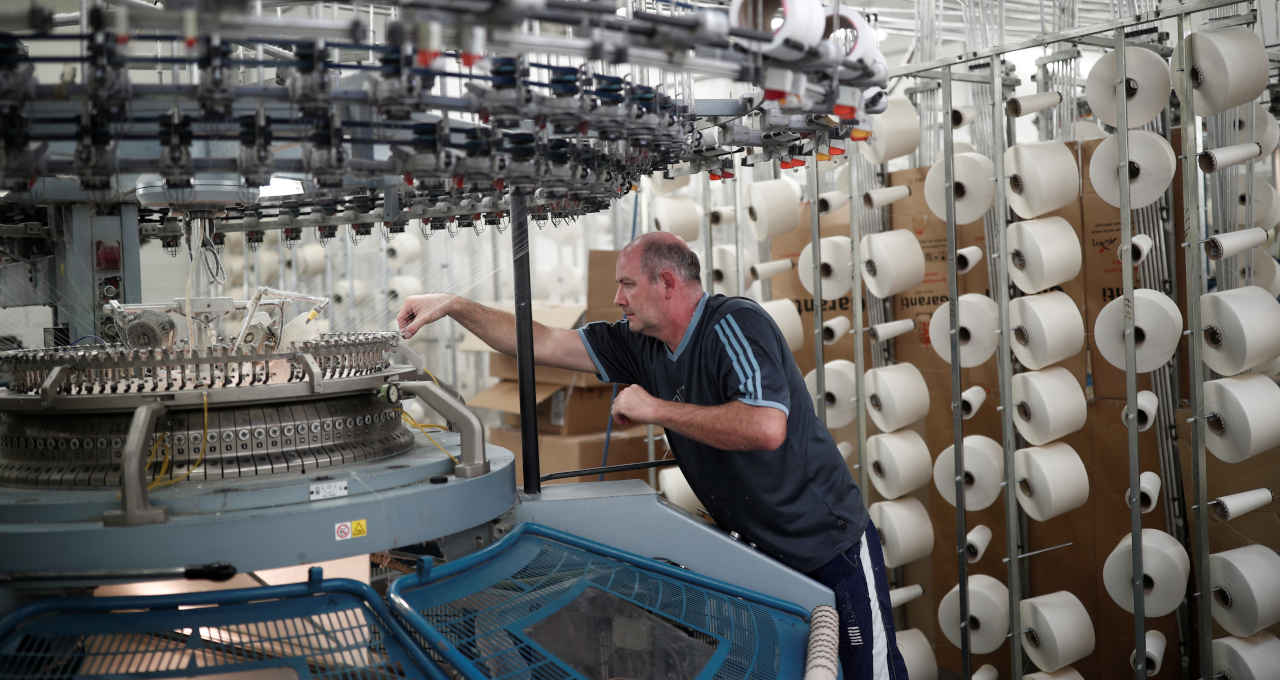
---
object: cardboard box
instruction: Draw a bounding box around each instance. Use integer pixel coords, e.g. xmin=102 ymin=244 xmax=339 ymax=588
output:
xmin=588 ymin=250 xmax=621 ymax=308
xmin=489 ymin=425 xmax=658 ymax=486
xmin=877 ymin=166 xmax=999 ymax=386
xmin=469 ymin=379 xmax=615 ymax=436
xmin=488 ymin=352 xmax=602 ymax=387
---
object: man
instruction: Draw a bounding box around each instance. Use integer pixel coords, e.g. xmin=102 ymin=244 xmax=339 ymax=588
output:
xmin=397 ymin=232 xmax=908 ymax=679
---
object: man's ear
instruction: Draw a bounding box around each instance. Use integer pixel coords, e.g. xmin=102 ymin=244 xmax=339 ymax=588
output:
xmin=660 ymin=270 xmax=678 ymax=297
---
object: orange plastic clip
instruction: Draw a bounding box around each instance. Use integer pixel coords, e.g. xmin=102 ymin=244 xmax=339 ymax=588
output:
xmin=416 ymin=50 xmax=440 ymax=67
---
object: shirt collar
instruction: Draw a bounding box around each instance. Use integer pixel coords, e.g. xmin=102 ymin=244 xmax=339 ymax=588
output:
xmin=666 ymin=293 xmax=708 ymax=361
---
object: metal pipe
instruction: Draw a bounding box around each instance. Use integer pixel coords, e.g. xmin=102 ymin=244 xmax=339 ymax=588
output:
xmin=988 ymin=53 xmax=1024 ymax=678
xmin=1177 ymin=14 xmax=1214 ymax=679
xmin=1113 ymin=32 xmax=1147 ymax=680
xmin=1152 ymin=110 xmax=1195 ymax=678
xmin=733 ymin=160 xmax=745 ymax=296
xmin=808 ymin=137 xmax=827 ymax=425
xmin=109 ymin=0 xmax=167 ymax=13
xmin=541 ymin=458 xmax=678 ymax=482
xmin=846 ymin=158 xmax=870 ymax=505
xmin=1243 ymin=101 xmax=1257 ymax=285
xmin=703 ymin=171 xmax=714 ymax=291
xmin=231 ymin=40 xmax=295 ymax=61
xmin=941 ymin=65 xmax=973 ymax=678
xmin=51 ymin=11 xmax=82 ymax=28
xmin=509 ymin=190 xmax=541 ymax=495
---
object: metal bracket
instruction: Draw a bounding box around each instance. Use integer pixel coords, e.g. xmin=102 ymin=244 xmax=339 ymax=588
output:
xmin=38 ymin=364 xmax=69 ymax=408
xmin=399 ymin=380 xmax=489 ymax=479
xmin=103 ymin=402 xmax=169 ymax=527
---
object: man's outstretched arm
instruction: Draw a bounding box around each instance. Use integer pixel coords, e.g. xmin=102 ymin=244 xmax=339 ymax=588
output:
xmin=397 ymin=293 xmax=596 ymax=373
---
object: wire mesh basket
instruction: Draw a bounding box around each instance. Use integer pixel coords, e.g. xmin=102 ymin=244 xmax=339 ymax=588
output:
xmin=389 ymin=523 xmax=811 ymax=680
xmin=0 ymin=567 xmax=446 ymax=679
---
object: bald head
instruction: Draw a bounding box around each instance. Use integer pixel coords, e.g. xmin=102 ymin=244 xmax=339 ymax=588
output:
xmin=622 ymin=232 xmax=702 ymax=285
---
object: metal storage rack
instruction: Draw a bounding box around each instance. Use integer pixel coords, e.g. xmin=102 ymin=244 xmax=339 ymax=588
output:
xmin=793 ymin=0 xmax=1260 ymax=675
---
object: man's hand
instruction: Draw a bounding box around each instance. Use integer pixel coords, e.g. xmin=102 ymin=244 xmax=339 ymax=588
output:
xmin=397 ymin=293 xmax=455 ymax=339
xmin=611 ymin=384 xmax=660 ymax=428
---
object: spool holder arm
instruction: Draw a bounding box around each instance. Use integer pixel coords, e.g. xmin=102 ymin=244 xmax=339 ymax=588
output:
xmin=103 ymin=401 xmax=169 ymax=527
xmin=399 ymin=380 xmax=489 ymax=479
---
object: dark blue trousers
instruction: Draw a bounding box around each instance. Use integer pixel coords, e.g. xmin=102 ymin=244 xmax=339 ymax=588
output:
xmin=807 ymin=520 xmax=911 ymax=680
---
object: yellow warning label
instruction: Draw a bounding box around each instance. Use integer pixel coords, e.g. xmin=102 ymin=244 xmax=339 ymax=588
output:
xmin=352 ymin=519 xmax=367 ymax=538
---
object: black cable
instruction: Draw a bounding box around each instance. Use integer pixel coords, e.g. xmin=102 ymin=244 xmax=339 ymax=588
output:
xmin=228 ymin=58 xmax=295 ymax=68
xmin=6 ymin=33 xmax=90 ymax=41
xmin=19 ymin=56 xmax=89 ymax=63
xmin=201 ymin=236 xmax=225 ymax=284
xmin=324 ymin=42 xmax=387 ymax=51
xmin=408 ymin=67 xmax=492 ymax=81
xmin=325 ymin=62 xmax=383 ymax=71
xmin=709 ymin=102 xmax=763 ymax=127
xmin=124 ymin=56 xmax=196 ymax=65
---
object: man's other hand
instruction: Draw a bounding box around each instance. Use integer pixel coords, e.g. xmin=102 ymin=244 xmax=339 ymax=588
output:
xmin=611 ymin=384 xmax=659 ymax=428
xmin=397 ymin=293 xmax=454 ymax=339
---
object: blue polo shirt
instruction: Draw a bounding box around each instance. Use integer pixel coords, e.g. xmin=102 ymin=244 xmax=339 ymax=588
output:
xmin=578 ymin=293 xmax=867 ymax=572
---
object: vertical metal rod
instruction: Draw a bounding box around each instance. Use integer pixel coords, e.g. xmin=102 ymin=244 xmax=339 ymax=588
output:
xmin=1177 ymin=15 xmax=1213 ymax=679
xmin=988 ymin=54 xmax=1023 ymax=678
xmin=941 ymin=66 xmax=973 ymax=679
xmin=732 ymin=159 xmax=745 ymax=296
xmin=1153 ymin=106 xmax=1196 ymax=675
xmin=703 ymin=171 xmax=714 ymax=292
xmin=343 ymin=223 xmax=354 ymax=329
xmin=847 ymin=158 xmax=869 ymax=501
xmin=1003 ymin=93 xmax=1033 ymax=600
xmin=1113 ymin=33 xmax=1146 ymax=680
xmin=323 ymin=233 xmax=333 ymax=324
xmin=1243 ymin=102 xmax=1257 ymax=284
xmin=808 ymin=138 xmax=827 ymax=424
xmin=119 ymin=203 xmax=141 ymax=305
xmin=444 ymin=248 xmax=459 ymax=386
xmin=510 ymin=191 xmax=541 ymax=495
xmin=645 ymin=174 xmax=658 ymax=489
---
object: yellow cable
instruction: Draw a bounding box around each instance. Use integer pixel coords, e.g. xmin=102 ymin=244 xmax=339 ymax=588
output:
xmin=420 ymin=428 xmax=458 ymax=466
xmin=147 ymin=436 xmax=172 ymax=491
xmin=400 ymin=409 xmax=459 ymax=465
xmin=127 ymin=436 xmax=161 ymax=500
xmin=153 ymin=391 xmax=209 ymax=490
xmin=189 ymin=391 xmax=209 ymax=480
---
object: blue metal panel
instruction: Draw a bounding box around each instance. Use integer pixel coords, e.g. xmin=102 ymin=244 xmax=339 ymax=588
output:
xmin=390 ymin=523 xmax=812 ymax=680
xmin=514 ymin=480 xmax=835 ymax=612
xmin=0 ymin=446 xmax=517 ymax=575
